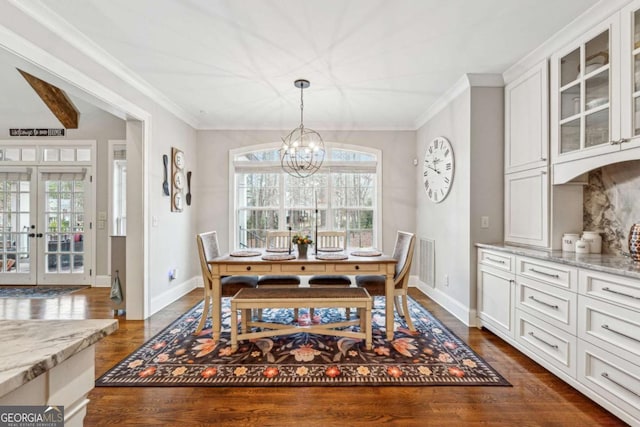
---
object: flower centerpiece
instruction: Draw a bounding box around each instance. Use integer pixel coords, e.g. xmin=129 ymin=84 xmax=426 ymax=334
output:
xmin=292 ymin=233 xmax=313 ymax=258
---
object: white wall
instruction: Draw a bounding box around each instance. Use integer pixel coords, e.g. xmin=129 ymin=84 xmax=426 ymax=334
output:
xmin=415 ymin=80 xmax=503 ymax=325
xmin=195 ymin=129 xmax=417 ymax=258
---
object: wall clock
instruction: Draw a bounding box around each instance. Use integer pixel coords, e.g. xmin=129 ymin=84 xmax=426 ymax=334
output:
xmin=423 ymin=136 xmax=454 ymax=203
xmin=171 ymin=147 xmax=185 ymax=212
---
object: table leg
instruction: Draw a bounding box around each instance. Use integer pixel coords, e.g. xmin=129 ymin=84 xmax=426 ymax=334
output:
xmin=365 ymin=301 xmax=372 ymax=350
xmin=211 ymin=274 xmax=222 ymax=342
xmin=230 ymin=300 xmax=238 ymax=352
xmin=385 ymin=270 xmax=395 ymax=341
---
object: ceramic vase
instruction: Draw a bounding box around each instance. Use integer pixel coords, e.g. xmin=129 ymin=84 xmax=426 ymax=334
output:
xmin=629 ymin=223 xmax=640 ymax=262
xmin=297 ymin=244 xmax=308 ymax=258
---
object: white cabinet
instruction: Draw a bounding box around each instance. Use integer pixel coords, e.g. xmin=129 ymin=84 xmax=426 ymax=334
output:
xmin=477 ymin=249 xmax=515 ymax=341
xmin=505 ymin=60 xmax=549 ymax=174
xmin=476 ymin=248 xmax=640 ymax=425
xmin=504 ymin=168 xmax=549 ymax=247
xmin=551 ymin=6 xmax=640 ymax=184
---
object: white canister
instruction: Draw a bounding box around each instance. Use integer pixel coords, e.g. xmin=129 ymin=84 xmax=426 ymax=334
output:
xmin=562 ymin=233 xmax=580 ymax=252
xmin=582 ymin=231 xmax=602 ymax=254
xmin=575 ymin=238 xmax=590 ymax=254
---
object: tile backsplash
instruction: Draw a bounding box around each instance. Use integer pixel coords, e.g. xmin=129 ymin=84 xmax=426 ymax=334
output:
xmin=583 ymin=160 xmax=640 ymax=254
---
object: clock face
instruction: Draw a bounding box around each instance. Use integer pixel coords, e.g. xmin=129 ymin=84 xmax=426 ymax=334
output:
xmin=173 ymin=171 xmax=185 ymax=189
xmin=423 ymin=136 xmax=454 ymax=203
xmin=174 ymin=150 xmax=185 ymax=169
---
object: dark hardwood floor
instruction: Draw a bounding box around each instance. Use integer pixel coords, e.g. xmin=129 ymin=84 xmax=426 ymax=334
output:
xmin=0 ymin=287 xmax=627 ymax=426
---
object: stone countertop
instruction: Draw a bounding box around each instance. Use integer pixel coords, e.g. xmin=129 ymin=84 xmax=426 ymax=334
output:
xmin=476 ymin=243 xmax=640 ymax=280
xmin=0 ymin=319 xmax=118 ymax=398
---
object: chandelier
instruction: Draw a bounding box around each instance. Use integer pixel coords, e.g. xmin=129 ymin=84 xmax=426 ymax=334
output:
xmin=280 ymin=79 xmax=325 ymax=178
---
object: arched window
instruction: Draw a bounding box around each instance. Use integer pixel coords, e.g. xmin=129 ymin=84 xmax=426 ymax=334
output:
xmin=230 ymin=143 xmax=381 ymax=249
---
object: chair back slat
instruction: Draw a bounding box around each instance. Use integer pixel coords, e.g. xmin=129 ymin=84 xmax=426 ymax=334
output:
xmin=266 ymin=230 xmax=296 ymax=250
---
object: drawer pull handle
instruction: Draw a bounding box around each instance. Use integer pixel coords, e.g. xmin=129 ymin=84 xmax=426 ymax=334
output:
xmin=529 ymin=268 xmax=560 ymax=279
xmin=601 ymin=372 xmax=640 ymax=398
xmin=601 ymin=324 xmax=640 ymax=343
xmin=602 ymin=287 xmax=640 ymax=300
xmin=528 ymin=332 xmax=558 ymax=350
xmin=355 ymin=265 xmax=360 ymax=270
xmin=528 ymin=296 xmax=559 ymax=310
xmin=301 ymin=266 xmax=306 ymax=271
xmin=246 ymin=266 xmax=251 ymax=271
xmin=486 ymin=257 xmax=506 ymax=264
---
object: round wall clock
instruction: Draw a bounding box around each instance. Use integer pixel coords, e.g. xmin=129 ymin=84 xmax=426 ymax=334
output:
xmin=423 ymin=136 xmax=455 ymax=203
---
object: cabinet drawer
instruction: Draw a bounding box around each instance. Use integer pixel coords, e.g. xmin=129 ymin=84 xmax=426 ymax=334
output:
xmin=334 ymin=264 xmax=381 ymax=273
xmin=517 ymin=256 xmax=577 ymax=291
xmin=280 ymin=264 xmax=326 ymax=273
xmin=578 ymin=296 xmax=640 ymax=365
xmin=478 ymin=249 xmax=515 ymax=273
xmin=578 ymin=269 xmax=640 ymax=312
xmin=516 ymin=310 xmax=576 ymax=378
xmin=517 ymin=276 xmax=577 ymax=334
xmin=578 ymin=340 xmax=640 ymax=423
xmin=224 ymin=264 xmax=273 ymax=274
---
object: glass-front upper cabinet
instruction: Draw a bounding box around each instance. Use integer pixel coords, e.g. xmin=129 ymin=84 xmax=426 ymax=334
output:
xmin=620 ymin=0 xmax=640 ymax=149
xmin=551 ymin=16 xmax=620 ymax=164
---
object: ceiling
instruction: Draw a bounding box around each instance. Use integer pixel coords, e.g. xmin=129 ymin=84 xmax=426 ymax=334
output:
xmin=3 ymin=0 xmax=601 ymax=130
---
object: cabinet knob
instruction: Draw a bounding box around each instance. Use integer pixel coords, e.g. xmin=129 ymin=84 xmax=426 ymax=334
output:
xmin=246 ymin=266 xmax=251 ymax=271
xmin=355 ymin=265 xmax=360 ymax=270
xmin=301 ymin=266 xmax=306 ymax=271
xmin=540 ymin=170 xmax=547 ymax=175
xmin=540 ymin=157 xmax=547 ymax=161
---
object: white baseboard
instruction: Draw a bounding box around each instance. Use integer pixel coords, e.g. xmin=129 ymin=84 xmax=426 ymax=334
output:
xmin=409 ymin=275 xmax=476 ymax=327
xmin=95 ymin=275 xmax=111 ymax=287
xmin=150 ymin=276 xmax=200 ymax=316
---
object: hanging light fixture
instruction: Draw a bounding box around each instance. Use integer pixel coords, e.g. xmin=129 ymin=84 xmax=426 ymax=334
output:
xmin=280 ymin=79 xmax=325 ymax=178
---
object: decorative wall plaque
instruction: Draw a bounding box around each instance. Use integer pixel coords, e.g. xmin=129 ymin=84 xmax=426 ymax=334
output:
xmin=171 ymin=147 xmax=185 ymax=212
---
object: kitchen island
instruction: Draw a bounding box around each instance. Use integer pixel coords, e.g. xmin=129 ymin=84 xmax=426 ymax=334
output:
xmin=0 ymin=319 xmax=118 ymax=427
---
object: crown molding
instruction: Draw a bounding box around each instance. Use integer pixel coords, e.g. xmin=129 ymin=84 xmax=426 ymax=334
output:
xmin=8 ymin=0 xmax=200 ymax=129
xmin=414 ymin=73 xmax=503 ymax=129
xmin=503 ymin=0 xmax=633 ymax=84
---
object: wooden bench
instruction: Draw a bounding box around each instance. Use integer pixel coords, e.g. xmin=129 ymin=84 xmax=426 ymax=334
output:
xmin=230 ymin=287 xmax=372 ymax=351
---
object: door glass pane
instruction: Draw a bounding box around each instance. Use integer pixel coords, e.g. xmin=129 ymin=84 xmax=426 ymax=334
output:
xmin=44 ymin=178 xmax=85 ymax=274
xmin=0 ymin=178 xmax=30 ymax=273
xmin=585 ymin=30 xmax=609 ymax=72
xmin=561 ymin=83 xmax=580 ymax=119
xmin=561 ymin=118 xmax=581 ymax=153
xmin=585 ymin=109 xmax=610 ymax=148
xmin=561 ymin=48 xmax=580 ymax=86
xmin=585 ymin=70 xmax=609 ymax=111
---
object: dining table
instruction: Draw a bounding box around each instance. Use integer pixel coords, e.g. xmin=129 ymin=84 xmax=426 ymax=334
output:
xmin=199 ymin=248 xmax=398 ymax=342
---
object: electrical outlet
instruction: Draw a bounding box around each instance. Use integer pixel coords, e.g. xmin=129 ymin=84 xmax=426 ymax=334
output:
xmin=481 ymin=216 xmax=489 ymax=229
xmin=444 ymin=274 xmax=449 ymax=287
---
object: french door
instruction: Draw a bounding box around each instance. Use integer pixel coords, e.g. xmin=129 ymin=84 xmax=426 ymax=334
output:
xmin=0 ymin=166 xmax=92 ymax=285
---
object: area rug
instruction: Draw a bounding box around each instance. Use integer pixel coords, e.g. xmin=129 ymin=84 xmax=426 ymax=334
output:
xmin=0 ymin=285 xmax=88 ymax=298
xmin=96 ymin=296 xmax=510 ymax=387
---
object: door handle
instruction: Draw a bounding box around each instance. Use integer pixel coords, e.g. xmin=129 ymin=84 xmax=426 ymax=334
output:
xmin=36 ymin=233 xmax=43 ymax=238
xmin=28 ymin=233 xmax=36 ymax=238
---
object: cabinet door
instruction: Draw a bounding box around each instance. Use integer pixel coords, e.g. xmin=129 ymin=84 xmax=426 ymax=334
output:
xmin=550 ymin=15 xmax=620 ymax=165
xmin=477 ymin=264 xmax=515 ymax=340
xmin=505 ymin=60 xmax=549 ymax=174
xmin=618 ymin=0 xmax=640 ymax=152
xmin=504 ymin=167 xmax=549 ymax=247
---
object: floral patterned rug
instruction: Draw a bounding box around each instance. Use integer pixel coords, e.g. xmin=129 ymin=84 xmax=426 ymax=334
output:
xmin=0 ymin=285 xmax=88 ymax=298
xmin=96 ymin=296 xmax=510 ymax=387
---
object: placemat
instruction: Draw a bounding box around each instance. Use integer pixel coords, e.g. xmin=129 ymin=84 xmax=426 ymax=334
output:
xmin=318 ymin=247 xmax=344 ymax=252
xmin=315 ymin=253 xmax=348 ymax=260
xmin=261 ymin=253 xmax=296 ymax=261
xmin=230 ymin=250 xmax=261 ymax=257
xmin=265 ymin=247 xmax=290 ymax=253
xmin=350 ymin=249 xmax=383 ymax=257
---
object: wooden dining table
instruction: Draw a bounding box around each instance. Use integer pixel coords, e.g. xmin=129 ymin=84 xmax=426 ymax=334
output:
xmin=199 ymin=249 xmax=398 ymax=342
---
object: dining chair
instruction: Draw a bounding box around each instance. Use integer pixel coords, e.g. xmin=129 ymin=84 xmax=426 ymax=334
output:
xmin=308 ymin=230 xmax=352 ymax=318
xmin=355 ymin=230 xmax=416 ymax=330
xmin=257 ymin=230 xmax=302 ymax=320
xmin=195 ymin=231 xmax=258 ymax=334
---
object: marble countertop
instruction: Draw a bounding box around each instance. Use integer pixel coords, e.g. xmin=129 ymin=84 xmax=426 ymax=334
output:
xmin=476 ymin=243 xmax=640 ymax=280
xmin=0 ymin=319 xmax=118 ymax=398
